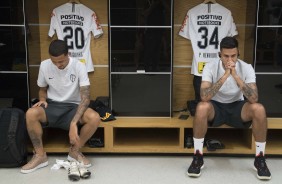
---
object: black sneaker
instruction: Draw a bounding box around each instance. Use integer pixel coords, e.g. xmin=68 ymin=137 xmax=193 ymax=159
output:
xmin=187 ymin=150 xmax=204 ymax=177
xmin=254 ymin=152 xmax=271 ymax=180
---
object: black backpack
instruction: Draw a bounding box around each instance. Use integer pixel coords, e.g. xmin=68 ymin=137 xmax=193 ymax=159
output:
xmin=0 ymin=108 xmax=28 ymax=167
xmin=187 ymin=100 xmax=198 ymax=116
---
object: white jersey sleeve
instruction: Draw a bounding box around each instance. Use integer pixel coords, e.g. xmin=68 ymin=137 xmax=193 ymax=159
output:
xmin=179 ymin=3 xmax=238 ymax=76
xmin=48 ymin=3 xmax=103 ymax=72
xmin=37 ymin=60 xmax=49 ymax=88
xmin=179 ymin=14 xmax=190 ymax=40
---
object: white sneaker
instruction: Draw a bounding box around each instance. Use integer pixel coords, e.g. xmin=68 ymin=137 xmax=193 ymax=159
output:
xmin=79 ymin=166 xmax=91 ymax=179
xmin=68 ymin=161 xmax=80 ymax=181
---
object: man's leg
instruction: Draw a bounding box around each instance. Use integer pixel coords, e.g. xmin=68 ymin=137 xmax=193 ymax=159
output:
xmin=68 ymin=108 xmax=101 ymax=167
xmin=79 ymin=108 xmax=101 ymax=147
xmin=21 ymin=107 xmax=48 ymax=174
xmin=193 ymin=102 xmax=215 ymax=152
xmin=187 ymin=101 xmax=214 ymax=177
xmin=241 ymin=102 xmax=271 ymax=180
xmin=241 ymin=102 xmax=267 ymax=151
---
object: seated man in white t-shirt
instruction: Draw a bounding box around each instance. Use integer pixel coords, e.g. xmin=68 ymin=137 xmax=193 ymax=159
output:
xmin=21 ymin=40 xmax=100 ymax=174
xmin=187 ymin=37 xmax=271 ymax=180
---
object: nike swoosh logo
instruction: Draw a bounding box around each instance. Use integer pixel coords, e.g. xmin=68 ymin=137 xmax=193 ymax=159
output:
xmin=49 ymin=77 xmax=54 ymax=79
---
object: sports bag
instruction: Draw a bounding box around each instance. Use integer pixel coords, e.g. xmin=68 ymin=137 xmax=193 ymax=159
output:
xmin=89 ymin=97 xmax=116 ymax=122
xmin=0 ymin=108 xmax=28 ymax=167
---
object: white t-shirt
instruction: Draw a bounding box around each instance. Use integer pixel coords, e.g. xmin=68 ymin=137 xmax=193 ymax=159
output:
xmin=202 ymin=59 xmax=256 ymax=103
xmin=179 ymin=3 xmax=238 ymax=76
xmin=48 ymin=3 xmax=103 ymax=72
xmin=37 ymin=57 xmax=90 ymax=104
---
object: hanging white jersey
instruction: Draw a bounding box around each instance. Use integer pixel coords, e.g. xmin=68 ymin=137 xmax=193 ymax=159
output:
xmin=48 ymin=3 xmax=103 ymax=72
xmin=179 ymin=3 xmax=238 ymax=76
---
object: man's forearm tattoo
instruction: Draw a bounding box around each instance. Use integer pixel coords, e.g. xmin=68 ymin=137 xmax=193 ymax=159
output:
xmin=72 ymin=86 xmax=90 ymax=123
xmin=201 ymin=78 xmax=224 ymax=98
xmin=242 ymin=83 xmax=258 ymax=99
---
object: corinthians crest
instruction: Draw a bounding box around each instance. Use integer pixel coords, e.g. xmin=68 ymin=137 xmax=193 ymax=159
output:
xmin=70 ymin=74 xmax=76 ymax=82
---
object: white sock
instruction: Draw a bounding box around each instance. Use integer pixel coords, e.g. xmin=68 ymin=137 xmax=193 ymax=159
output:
xmin=193 ymin=137 xmax=204 ymax=154
xmin=255 ymin=141 xmax=266 ymax=156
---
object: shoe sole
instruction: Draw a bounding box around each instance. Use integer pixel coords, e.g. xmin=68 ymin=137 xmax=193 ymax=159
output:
xmin=20 ymin=161 xmax=49 ymax=174
xmin=68 ymin=174 xmax=80 ymax=181
xmin=80 ymin=171 xmax=91 ymax=179
xmin=67 ymin=155 xmax=91 ymax=168
xmin=79 ymin=167 xmax=91 ymax=179
xmin=253 ymin=166 xmax=271 ymax=180
xmin=187 ymin=165 xmax=204 ymax=177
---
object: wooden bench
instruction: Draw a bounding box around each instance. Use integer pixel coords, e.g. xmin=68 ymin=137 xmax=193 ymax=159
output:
xmin=28 ymin=114 xmax=282 ymax=155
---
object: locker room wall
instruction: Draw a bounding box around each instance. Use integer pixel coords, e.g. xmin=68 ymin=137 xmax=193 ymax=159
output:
xmin=27 ymin=0 xmax=255 ymax=112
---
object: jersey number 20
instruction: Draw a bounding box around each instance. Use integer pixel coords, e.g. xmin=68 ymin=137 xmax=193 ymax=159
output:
xmin=63 ymin=26 xmax=85 ymax=50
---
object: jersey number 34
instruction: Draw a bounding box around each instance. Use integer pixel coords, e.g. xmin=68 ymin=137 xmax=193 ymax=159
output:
xmin=197 ymin=27 xmax=219 ymax=49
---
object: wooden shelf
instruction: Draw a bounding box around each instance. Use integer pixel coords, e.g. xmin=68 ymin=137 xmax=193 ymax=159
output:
xmin=113 ymin=128 xmax=179 ymax=147
xmin=27 ymin=115 xmax=282 ymax=155
xmin=264 ymin=129 xmax=282 ymax=155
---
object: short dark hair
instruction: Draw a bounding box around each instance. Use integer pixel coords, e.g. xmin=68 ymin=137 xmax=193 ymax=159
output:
xmin=49 ymin=40 xmax=68 ymax=57
xmin=220 ymin=37 xmax=238 ymax=50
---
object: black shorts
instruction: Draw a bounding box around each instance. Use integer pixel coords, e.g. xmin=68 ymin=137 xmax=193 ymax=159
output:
xmin=209 ymin=100 xmax=252 ymax=128
xmin=41 ymin=99 xmax=78 ymax=130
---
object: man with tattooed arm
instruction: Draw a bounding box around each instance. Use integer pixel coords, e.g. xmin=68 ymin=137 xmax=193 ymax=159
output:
xmin=21 ymin=40 xmax=100 ymax=174
xmin=187 ymin=37 xmax=271 ymax=180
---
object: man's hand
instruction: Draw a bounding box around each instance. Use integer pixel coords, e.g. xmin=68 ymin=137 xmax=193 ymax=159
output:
xmin=69 ymin=123 xmax=80 ymax=147
xmin=224 ymin=61 xmax=237 ymax=76
xmin=32 ymin=100 xmax=48 ymax=108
